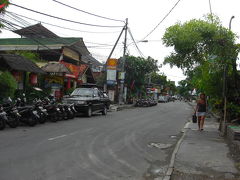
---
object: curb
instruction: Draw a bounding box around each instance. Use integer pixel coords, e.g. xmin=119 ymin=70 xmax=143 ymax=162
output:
xmin=154 ymin=121 xmax=190 ymax=180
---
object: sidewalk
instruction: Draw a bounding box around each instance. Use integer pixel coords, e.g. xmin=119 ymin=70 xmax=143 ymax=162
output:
xmin=171 ymin=116 xmax=240 ymax=180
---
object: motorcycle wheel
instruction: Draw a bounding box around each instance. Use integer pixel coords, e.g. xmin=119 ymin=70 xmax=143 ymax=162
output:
xmin=70 ymin=112 xmax=75 ymax=119
xmin=63 ymin=112 xmax=69 ymax=120
xmin=38 ymin=115 xmax=46 ymax=124
xmin=0 ymin=118 xmax=6 ymax=130
xmin=28 ymin=117 xmax=37 ymax=126
xmin=50 ymin=114 xmax=58 ymax=122
xmin=7 ymin=116 xmax=19 ymax=128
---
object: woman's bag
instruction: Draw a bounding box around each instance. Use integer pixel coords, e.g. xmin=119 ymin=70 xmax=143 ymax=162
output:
xmin=192 ymin=113 xmax=197 ymax=123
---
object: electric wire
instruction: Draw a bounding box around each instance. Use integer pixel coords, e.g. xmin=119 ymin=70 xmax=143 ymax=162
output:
xmin=6 ymin=11 xmax=121 ymax=34
xmin=128 ymin=28 xmax=145 ymax=58
xmin=1 ymin=19 xmax=115 ymax=63
xmin=10 ymin=3 xmax=124 ymax=28
xmin=2 ymin=14 xmax=116 ymax=49
xmin=52 ymin=0 xmax=124 ymax=23
xmin=142 ymin=0 xmax=182 ymax=40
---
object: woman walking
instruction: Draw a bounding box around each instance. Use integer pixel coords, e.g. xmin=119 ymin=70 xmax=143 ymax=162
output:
xmin=195 ymin=93 xmax=207 ymax=131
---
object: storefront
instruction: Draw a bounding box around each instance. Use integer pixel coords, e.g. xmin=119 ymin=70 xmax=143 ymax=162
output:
xmin=0 ymin=54 xmax=45 ymax=90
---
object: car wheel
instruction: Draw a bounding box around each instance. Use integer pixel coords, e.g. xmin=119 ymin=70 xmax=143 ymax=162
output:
xmin=86 ymin=106 xmax=92 ymax=117
xmin=102 ymin=106 xmax=107 ymax=115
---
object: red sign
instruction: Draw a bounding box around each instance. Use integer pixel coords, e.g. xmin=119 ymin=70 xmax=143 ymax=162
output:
xmin=60 ymin=61 xmax=88 ymax=79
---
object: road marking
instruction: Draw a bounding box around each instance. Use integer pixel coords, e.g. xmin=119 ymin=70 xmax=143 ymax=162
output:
xmin=47 ymin=128 xmax=93 ymax=141
xmin=48 ymin=134 xmax=67 ymax=141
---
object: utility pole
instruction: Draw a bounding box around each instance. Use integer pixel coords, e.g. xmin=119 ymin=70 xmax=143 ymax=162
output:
xmin=119 ymin=18 xmax=128 ymax=104
xmin=222 ymin=16 xmax=235 ymax=134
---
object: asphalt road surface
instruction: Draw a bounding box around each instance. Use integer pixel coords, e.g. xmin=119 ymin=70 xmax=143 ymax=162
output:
xmin=0 ymin=101 xmax=192 ymax=180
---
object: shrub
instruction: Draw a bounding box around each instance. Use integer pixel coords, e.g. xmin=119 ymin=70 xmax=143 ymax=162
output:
xmin=0 ymin=71 xmax=17 ymax=101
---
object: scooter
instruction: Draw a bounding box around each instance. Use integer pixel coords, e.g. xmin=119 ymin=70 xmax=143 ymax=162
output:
xmin=0 ymin=105 xmax=7 ymax=130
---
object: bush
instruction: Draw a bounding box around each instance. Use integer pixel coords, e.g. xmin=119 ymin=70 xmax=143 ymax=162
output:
xmin=0 ymin=71 xmax=17 ymax=101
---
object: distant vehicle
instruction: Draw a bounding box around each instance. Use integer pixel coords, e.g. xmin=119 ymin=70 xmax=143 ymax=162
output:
xmin=62 ymin=88 xmax=109 ymax=117
xmin=158 ymin=96 xmax=168 ymax=103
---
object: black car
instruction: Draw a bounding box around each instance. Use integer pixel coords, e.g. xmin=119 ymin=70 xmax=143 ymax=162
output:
xmin=62 ymin=88 xmax=110 ymax=117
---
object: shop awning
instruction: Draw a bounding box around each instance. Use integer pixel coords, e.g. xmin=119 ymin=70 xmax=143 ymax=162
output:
xmin=0 ymin=54 xmax=45 ymax=74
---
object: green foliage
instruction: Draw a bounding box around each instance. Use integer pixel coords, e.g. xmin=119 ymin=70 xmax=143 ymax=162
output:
xmin=163 ymin=14 xmax=240 ymax=120
xmin=151 ymin=72 xmax=167 ymax=86
xmin=0 ymin=71 xmax=17 ymax=101
xmin=125 ymin=56 xmax=158 ymax=96
xmin=96 ymin=73 xmax=106 ymax=87
xmin=8 ymin=51 xmax=43 ymax=63
xmin=227 ymin=102 xmax=240 ymax=120
xmin=162 ymin=15 xmax=236 ymax=71
xmin=177 ymin=79 xmax=193 ymax=98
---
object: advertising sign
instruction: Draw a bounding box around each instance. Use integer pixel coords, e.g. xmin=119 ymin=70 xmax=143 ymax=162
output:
xmin=107 ymin=59 xmax=118 ymax=85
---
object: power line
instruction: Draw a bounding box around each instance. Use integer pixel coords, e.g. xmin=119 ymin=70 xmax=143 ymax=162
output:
xmin=10 ymin=3 xmax=124 ymax=28
xmin=6 ymin=11 xmax=121 ymax=34
xmin=127 ymin=28 xmax=145 ymax=58
xmin=142 ymin=0 xmax=182 ymax=40
xmin=2 ymin=14 xmax=118 ymax=53
xmin=52 ymin=0 xmax=124 ymax=23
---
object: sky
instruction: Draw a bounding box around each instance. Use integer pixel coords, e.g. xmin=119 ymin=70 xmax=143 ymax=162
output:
xmin=1 ymin=0 xmax=240 ymax=85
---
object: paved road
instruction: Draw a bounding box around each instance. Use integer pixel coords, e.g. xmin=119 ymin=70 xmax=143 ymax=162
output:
xmin=0 ymin=101 xmax=192 ymax=180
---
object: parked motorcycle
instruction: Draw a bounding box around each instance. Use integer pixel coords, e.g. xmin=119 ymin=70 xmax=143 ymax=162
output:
xmin=15 ymin=96 xmax=39 ymax=127
xmin=33 ymin=99 xmax=48 ymax=124
xmin=2 ymin=98 xmax=20 ymax=128
xmin=42 ymin=97 xmax=61 ymax=122
xmin=0 ymin=104 xmax=7 ymax=130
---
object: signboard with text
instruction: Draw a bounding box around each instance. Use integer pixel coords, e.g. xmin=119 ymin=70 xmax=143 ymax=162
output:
xmin=107 ymin=59 xmax=118 ymax=85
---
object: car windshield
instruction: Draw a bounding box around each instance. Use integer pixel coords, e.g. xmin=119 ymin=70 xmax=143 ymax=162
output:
xmin=71 ymin=88 xmax=93 ymax=97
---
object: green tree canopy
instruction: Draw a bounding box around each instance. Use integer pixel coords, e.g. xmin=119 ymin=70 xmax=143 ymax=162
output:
xmin=0 ymin=71 xmax=17 ymax=101
xmin=162 ymin=15 xmax=237 ymax=72
xmin=125 ymin=55 xmax=159 ymax=96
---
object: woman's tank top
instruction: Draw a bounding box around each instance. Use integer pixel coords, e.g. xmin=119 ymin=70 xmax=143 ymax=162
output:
xmin=197 ymin=101 xmax=206 ymax=112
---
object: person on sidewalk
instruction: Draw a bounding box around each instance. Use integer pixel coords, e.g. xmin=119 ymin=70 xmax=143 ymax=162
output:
xmin=195 ymin=93 xmax=207 ymax=131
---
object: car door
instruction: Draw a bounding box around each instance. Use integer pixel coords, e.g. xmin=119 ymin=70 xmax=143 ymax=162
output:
xmin=92 ymin=89 xmax=101 ymax=111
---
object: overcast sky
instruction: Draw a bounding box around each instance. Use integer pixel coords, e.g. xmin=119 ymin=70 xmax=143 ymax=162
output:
xmin=1 ymin=0 xmax=240 ymax=84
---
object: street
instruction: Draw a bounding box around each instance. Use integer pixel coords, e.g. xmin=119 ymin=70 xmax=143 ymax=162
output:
xmin=0 ymin=101 xmax=192 ymax=180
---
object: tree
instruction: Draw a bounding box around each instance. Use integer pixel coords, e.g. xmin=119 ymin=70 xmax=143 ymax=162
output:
xmin=162 ymin=15 xmax=237 ymax=72
xmin=125 ymin=55 xmax=158 ymax=97
xmin=163 ymin=14 xmax=240 ymax=120
xmin=0 ymin=71 xmax=17 ymax=101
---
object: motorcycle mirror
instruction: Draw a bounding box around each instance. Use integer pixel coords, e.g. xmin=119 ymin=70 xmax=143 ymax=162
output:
xmin=8 ymin=97 xmax=12 ymax=103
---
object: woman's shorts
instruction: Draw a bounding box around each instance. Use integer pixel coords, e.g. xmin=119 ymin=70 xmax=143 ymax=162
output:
xmin=196 ymin=112 xmax=206 ymax=117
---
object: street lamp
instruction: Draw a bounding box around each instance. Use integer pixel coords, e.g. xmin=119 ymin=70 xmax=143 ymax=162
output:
xmin=126 ymin=40 xmax=148 ymax=48
xmin=229 ymin=16 xmax=235 ymax=30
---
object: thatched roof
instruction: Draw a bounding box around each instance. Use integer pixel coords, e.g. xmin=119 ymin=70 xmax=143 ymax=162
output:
xmin=0 ymin=54 xmax=45 ymax=74
xmin=41 ymin=62 xmax=71 ymax=74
